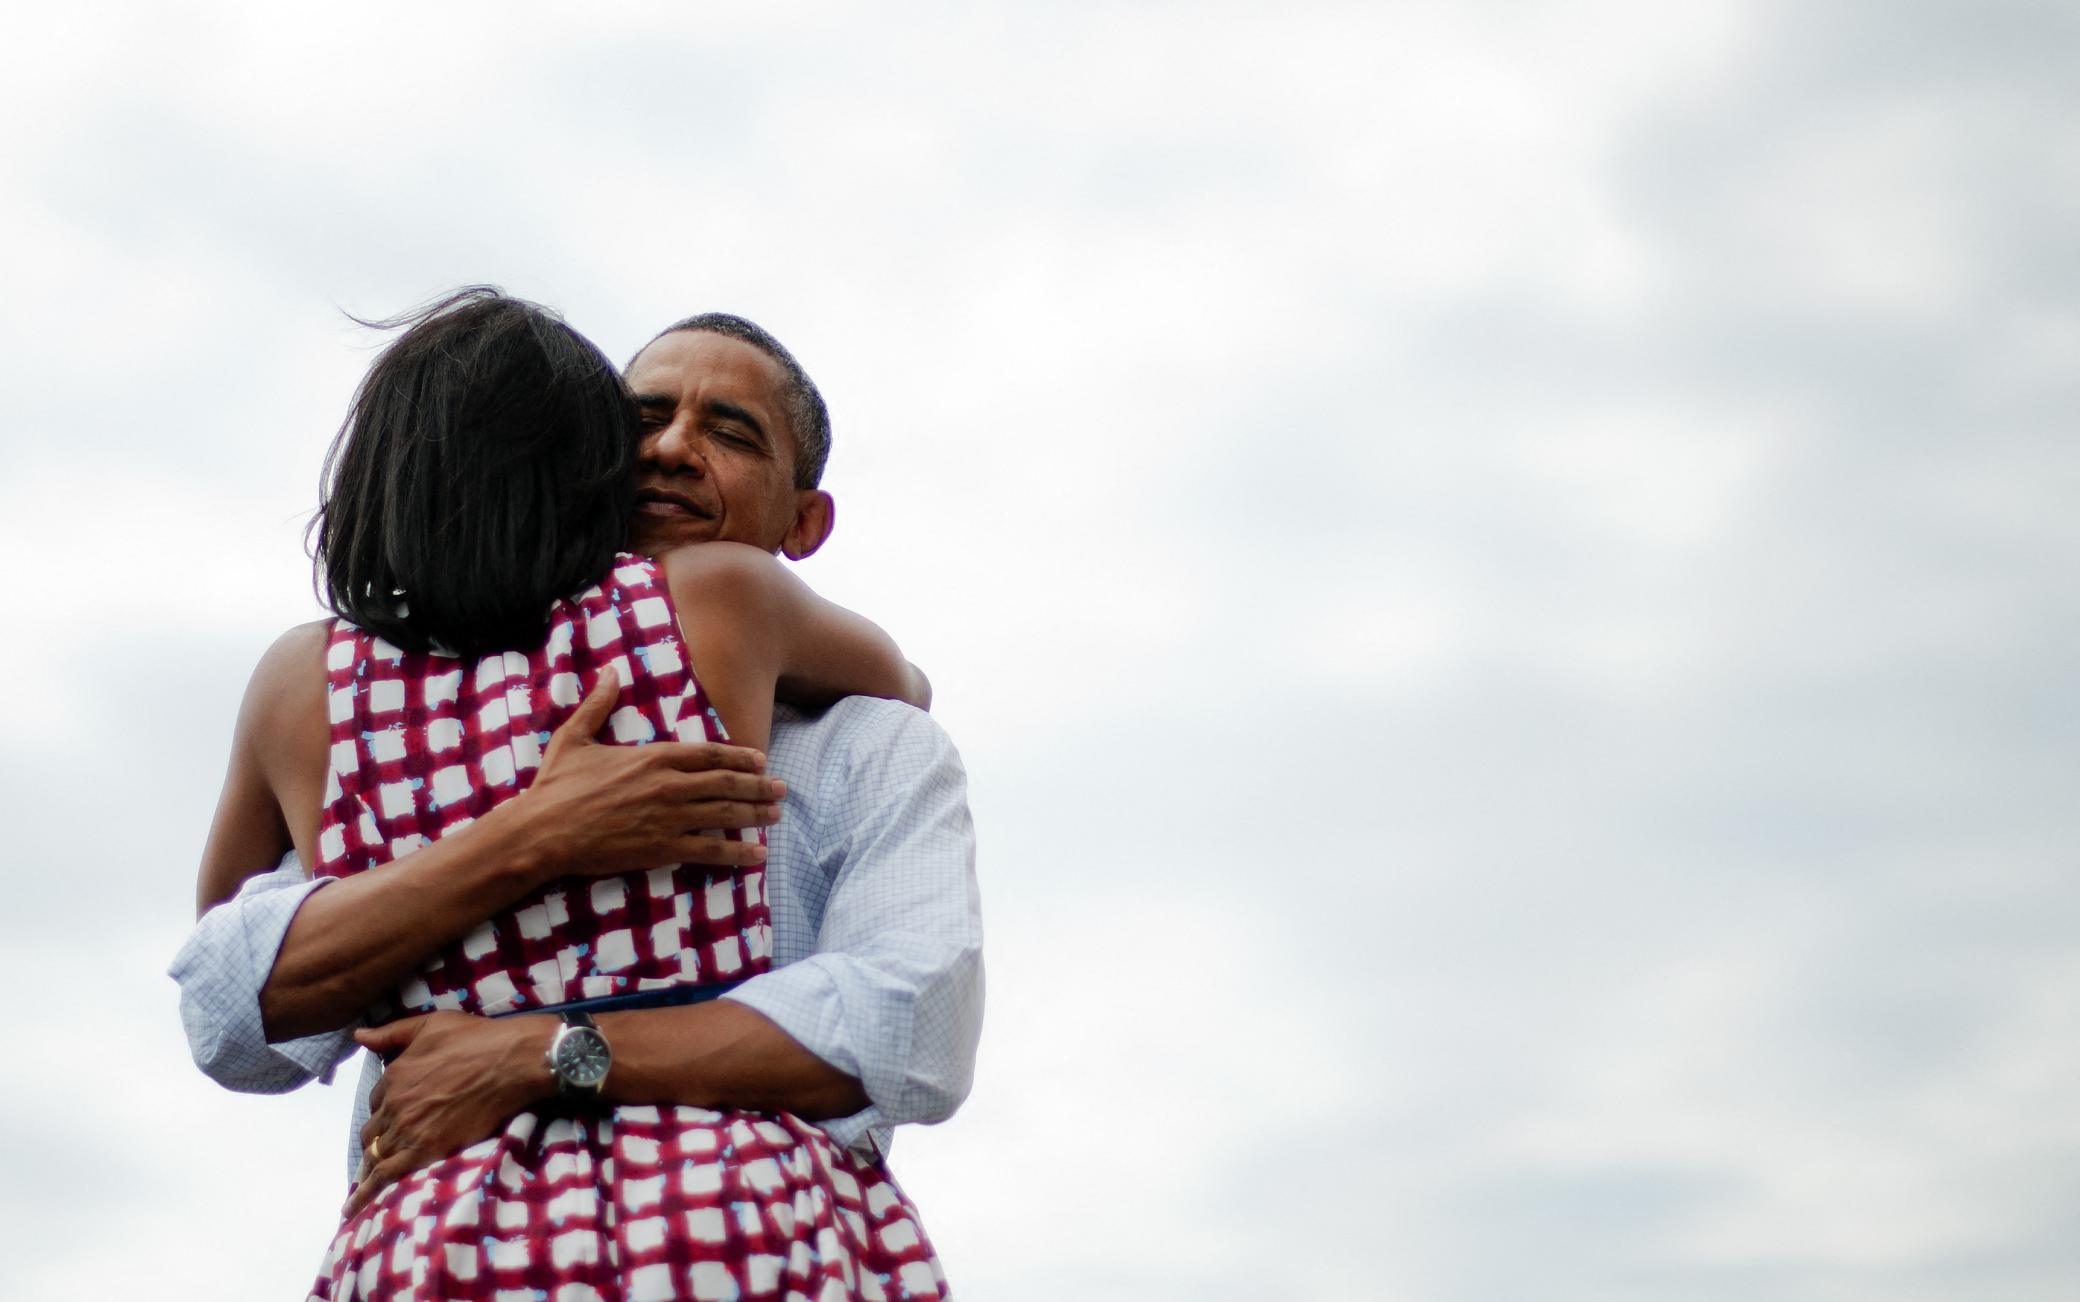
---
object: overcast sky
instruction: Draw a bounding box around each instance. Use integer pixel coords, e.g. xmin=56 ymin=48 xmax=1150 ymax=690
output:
xmin=2 ymin=2 xmax=2076 ymax=1299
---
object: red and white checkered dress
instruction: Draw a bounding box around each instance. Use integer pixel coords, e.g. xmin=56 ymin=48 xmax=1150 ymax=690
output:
xmin=306 ymin=555 xmax=948 ymax=1302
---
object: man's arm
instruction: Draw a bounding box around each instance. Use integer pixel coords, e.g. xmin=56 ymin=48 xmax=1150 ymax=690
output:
xmin=173 ymin=676 xmax=783 ymax=1081
xmin=171 ymin=855 xmax=355 ymax=1092
xmin=349 ymin=700 xmax=982 ymax=1205
xmin=345 ymin=995 xmax=875 ymax=1212
xmin=715 ymin=699 xmax=983 ymax=1146
xmin=570 ymin=700 xmax=981 ymax=1144
xmin=257 ymin=677 xmax=780 ymax=1040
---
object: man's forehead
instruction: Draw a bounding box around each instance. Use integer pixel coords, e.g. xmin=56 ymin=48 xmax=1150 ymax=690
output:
xmin=628 ymin=330 xmax=781 ymax=397
xmin=627 ymin=329 xmax=798 ymax=457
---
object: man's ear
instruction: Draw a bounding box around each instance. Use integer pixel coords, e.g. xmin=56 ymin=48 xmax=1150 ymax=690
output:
xmin=781 ymin=489 xmax=834 ymax=561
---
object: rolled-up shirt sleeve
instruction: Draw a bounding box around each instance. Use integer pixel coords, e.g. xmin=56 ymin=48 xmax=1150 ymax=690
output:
xmin=169 ymin=854 xmax=358 ymax=1093
xmin=724 ymin=702 xmax=985 ymax=1156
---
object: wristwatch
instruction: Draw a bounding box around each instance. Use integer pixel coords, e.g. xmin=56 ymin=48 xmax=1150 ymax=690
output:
xmin=545 ymin=1011 xmax=611 ymax=1102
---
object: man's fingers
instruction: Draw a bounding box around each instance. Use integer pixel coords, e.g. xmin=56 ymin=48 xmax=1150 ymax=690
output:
xmin=673 ymin=834 xmax=769 ymax=868
xmin=345 ymin=1168 xmax=377 ymax=1217
xmin=345 ymin=1156 xmax=386 ymax=1216
xmin=345 ymin=1125 xmax=442 ymax=1216
xmin=544 ymin=672 xmax=624 ymax=763
xmin=355 ymin=1015 xmax=430 ymax=1060
xmin=562 ymin=673 xmax=623 ymax=744
xmin=344 ymin=1151 xmax=417 ymax=1218
xmin=650 ymin=741 xmax=766 ymax=774
xmin=563 ymin=831 xmax=767 ymax=875
xmin=667 ymin=770 xmax=786 ymax=804
xmin=680 ymin=801 xmax=783 ymax=832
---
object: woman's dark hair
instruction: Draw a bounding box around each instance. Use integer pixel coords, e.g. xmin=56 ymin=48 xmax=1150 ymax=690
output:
xmin=312 ymin=287 xmax=637 ymax=657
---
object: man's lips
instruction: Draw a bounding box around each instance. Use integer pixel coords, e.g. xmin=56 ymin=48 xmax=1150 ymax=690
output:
xmin=635 ymin=486 xmax=716 ymax=520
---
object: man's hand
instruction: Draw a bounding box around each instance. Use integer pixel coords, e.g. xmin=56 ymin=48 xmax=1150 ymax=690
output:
xmin=344 ymin=1012 xmax=553 ymax=1217
xmin=260 ymin=673 xmax=787 ymax=1044
xmin=513 ymin=671 xmax=783 ymax=879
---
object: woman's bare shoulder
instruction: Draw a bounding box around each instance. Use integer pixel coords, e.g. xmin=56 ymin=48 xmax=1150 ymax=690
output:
xmin=238 ymin=619 xmax=333 ymax=741
xmin=656 ymin=541 xmax=784 ymax=583
xmin=197 ymin=620 xmax=331 ymax=915
xmin=254 ymin=618 xmax=332 ymax=682
xmin=261 ymin=618 xmax=334 ymax=659
xmin=655 ymin=542 xmax=793 ymax=610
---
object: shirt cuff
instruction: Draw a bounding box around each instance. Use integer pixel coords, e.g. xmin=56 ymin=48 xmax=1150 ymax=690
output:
xmin=170 ymin=875 xmax=356 ymax=1092
xmin=722 ymin=962 xmax=901 ymax=1159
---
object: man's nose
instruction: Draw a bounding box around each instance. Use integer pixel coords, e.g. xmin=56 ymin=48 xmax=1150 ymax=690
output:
xmin=640 ymin=417 xmax=709 ymax=477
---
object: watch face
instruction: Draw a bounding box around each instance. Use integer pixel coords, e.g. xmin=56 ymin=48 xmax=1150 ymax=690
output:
xmin=556 ymin=1027 xmax=611 ymax=1089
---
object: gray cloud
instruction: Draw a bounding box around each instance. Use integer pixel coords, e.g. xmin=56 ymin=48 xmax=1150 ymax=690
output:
xmin=2 ymin=1 xmax=2074 ymax=1299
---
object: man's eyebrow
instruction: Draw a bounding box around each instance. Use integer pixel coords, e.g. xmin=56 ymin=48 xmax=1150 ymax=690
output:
xmin=631 ymin=392 xmax=674 ymax=411
xmin=704 ymin=398 xmax=769 ymax=446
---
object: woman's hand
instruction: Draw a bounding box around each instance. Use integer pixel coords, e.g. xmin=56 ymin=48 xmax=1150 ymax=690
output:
xmin=345 ymin=1012 xmax=552 ymax=1217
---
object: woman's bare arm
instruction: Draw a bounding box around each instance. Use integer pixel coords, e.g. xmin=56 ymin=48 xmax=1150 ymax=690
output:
xmin=662 ymin=542 xmax=929 ymax=756
xmin=196 ymin=622 xmax=329 ymax=914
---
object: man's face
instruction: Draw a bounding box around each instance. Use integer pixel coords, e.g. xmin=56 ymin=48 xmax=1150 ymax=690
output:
xmin=624 ymin=330 xmax=832 ymax=559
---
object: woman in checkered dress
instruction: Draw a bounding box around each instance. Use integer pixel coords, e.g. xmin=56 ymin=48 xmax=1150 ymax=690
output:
xmin=196 ymin=291 xmax=949 ymax=1301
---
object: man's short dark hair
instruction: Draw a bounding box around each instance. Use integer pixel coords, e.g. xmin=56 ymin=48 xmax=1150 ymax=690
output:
xmin=644 ymin=314 xmax=831 ymax=489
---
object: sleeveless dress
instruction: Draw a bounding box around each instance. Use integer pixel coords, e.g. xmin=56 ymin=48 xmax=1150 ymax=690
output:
xmin=306 ymin=555 xmax=949 ymax=1302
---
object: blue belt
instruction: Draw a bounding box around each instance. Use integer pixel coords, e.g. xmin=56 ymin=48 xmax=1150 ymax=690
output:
xmin=490 ymin=979 xmax=748 ymax=1019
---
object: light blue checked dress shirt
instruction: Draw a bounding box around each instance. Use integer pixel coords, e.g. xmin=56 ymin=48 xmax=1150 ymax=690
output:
xmin=171 ymin=698 xmax=984 ymax=1181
